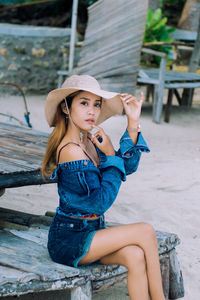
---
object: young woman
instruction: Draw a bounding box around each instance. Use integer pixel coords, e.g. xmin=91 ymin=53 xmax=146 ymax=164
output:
xmin=42 ymin=74 xmax=165 ymax=300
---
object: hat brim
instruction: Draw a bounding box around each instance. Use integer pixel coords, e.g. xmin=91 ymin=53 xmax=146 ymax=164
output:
xmin=45 ymin=86 xmax=123 ymax=127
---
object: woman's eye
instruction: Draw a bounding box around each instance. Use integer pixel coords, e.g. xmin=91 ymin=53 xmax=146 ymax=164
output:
xmin=95 ymin=103 xmax=101 ymax=108
xmin=81 ymin=101 xmax=88 ymax=106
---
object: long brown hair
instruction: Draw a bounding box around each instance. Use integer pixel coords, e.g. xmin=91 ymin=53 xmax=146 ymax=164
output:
xmin=41 ymin=91 xmax=80 ymax=178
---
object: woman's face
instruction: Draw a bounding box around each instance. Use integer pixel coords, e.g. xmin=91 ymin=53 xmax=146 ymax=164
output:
xmin=70 ymin=91 xmax=102 ymax=131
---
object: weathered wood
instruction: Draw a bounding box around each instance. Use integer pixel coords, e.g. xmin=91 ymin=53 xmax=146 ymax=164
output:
xmin=169 ymin=249 xmax=185 ymax=299
xmin=92 ymin=273 xmax=127 ymax=292
xmin=0 ymin=210 xmax=184 ymax=299
xmin=0 ymin=122 xmax=48 ymax=174
xmin=170 ymin=28 xmax=197 ymax=42
xmin=160 ymin=255 xmax=170 ymax=299
xmin=0 ymin=122 xmax=57 ymax=189
xmin=0 ymin=207 xmax=52 ymax=226
xmin=152 ymin=56 xmax=166 ymax=123
xmin=71 ymin=281 xmax=92 ymax=300
xmin=165 ymin=89 xmax=174 ymax=123
xmin=0 ymin=265 xmax=39 ymax=286
xmin=182 ymin=12 xmax=200 ymax=105
xmin=74 ymin=0 xmax=148 ymax=94
xmin=0 ymin=188 xmax=5 ymax=197
xmin=0 ymin=170 xmax=56 ymax=189
xmin=138 ymin=50 xmax=200 ymax=122
xmin=0 ymin=220 xmax=29 ymax=231
xmin=0 ymin=231 xmax=79 ymax=281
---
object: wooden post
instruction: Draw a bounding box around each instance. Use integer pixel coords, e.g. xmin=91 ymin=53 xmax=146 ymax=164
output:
xmin=169 ymin=249 xmax=185 ymax=299
xmin=182 ymin=12 xmax=200 ymax=105
xmin=164 ymin=88 xmax=174 ymax=123
xmin=68 ymin=0 xmax=79 ymax=75
xmin=70 ymin=281 xmax=92 ymax=300
xmin=152 ymin=56 xmax=166 ymax=123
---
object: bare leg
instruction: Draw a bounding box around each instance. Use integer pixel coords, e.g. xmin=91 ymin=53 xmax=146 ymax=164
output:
xmin=79 ymin=222 xmax=165 ymax=300
xmin=100 ymin=245 xmax=149 ymax=300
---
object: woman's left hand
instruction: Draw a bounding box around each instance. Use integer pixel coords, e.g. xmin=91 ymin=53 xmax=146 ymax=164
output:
xmin=120 ymin=92 xmax=144 ymax=123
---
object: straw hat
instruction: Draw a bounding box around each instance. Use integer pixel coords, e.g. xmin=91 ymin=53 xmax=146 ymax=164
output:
xmin=45 ymin=74 xmax=123 ymax=127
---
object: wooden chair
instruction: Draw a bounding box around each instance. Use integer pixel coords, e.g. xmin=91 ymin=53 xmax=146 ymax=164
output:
xmin=138 ymin=29 xmax=200 ymax=123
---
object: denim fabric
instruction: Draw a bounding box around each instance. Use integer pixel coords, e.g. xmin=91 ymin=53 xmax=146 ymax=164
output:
xmin=47 ymin=213 xmax=105 ymax=267
xmin=50 ymin=130 xmax=150 ymax=217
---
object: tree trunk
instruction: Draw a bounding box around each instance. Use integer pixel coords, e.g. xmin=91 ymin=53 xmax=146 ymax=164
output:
xmin=178 ymin=0 xmax=200 ymax=31
xmin=181 ymin=12 xmax=200 ymax=105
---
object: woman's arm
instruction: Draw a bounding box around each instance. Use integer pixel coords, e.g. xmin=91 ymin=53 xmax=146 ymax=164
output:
xmin=120 ymin=91 xmax=144 ymax=144
xmin=116 ymin=129 xmax=150 ymax=175
xmin=116 ymin=92 xmax=150 ymax=175
xmin=51 ymin=143 xmax=126 ymax=216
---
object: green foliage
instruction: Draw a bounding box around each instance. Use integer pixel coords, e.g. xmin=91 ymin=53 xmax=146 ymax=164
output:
xmin=159 ymin=0 xmax=186 ymax=8
xmin=143 ymin=8 xmax=175 ymax=66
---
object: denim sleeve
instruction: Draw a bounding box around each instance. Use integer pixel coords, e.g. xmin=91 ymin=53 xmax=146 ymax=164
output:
xmin=116 ymin=129 xmax=150 ymax=175
xmin=81 ymin=157 xmax=125 ymax=215
xmin=56 ymin=156 xmax=126 ymax=216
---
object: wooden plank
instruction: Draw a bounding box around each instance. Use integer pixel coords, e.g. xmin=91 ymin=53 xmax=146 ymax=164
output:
xmin=0 ymin=265 xmax=39 ymax=285
xmin=0 ymin=122 xmax=48 ymax=174
xmin=0 ymin=231 xmax=80 ymax=281
xmin=170 ymin=28 xmax=197 ymax=42
xmin=139 ymin=69 xmax=200 ymax=82
xmin=152 ymin=56 xmax=166 ymax=123
xmin=165 ymin=82 xmax=200 ymax=88
xmin=75 ymin=0 xmax=148 ymax=94
xmin=0 ymin=275 xmax=85 ymax=298
xmin=0 ymin=207 xmax=53 ymax=226
xmin=0 ymin=170 xmax=56 ymax=189
xmin=3 ymin=227 xmax=48 ymax=247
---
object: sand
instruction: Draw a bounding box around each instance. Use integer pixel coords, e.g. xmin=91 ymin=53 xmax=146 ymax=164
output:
xmin=0 ymin=90 xmax=200 ymax=299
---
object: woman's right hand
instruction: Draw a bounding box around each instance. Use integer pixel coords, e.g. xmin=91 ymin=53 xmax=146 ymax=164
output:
xmin=91 ymin=125 xmax=115 ymax=156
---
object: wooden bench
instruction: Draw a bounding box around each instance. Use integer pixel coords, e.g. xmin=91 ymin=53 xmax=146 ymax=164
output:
xmin=0 ymin=122 xmax=184 ymax=298
xmin=0 ymin=208 xmax=184 ymax=300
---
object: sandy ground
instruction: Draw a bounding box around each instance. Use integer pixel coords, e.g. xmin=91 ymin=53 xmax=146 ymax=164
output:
xmin=0 ymin=89 xmax=200 ymax=299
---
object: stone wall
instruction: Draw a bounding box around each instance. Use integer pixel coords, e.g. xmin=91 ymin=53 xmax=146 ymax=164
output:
xmin=0 ymin=23 xmax=77 ymax=94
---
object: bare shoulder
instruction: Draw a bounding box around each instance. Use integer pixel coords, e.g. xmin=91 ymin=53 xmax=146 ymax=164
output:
xmin=57 ymin=143 xmax=88 ymax=164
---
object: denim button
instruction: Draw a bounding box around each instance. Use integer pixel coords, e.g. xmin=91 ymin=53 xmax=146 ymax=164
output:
xmin=84 ymin=161 xmax=88 ymax=166
xmin=70 ymin=223 xmax=74 ymax=228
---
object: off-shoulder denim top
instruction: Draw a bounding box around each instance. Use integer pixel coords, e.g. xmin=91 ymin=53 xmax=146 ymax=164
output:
xmin=51 ymin=129 xmax=150 ymax=217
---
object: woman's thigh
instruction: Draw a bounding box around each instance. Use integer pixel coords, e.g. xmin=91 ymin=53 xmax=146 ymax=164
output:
xmin=79 ymin=222 xmax=156 ymax=265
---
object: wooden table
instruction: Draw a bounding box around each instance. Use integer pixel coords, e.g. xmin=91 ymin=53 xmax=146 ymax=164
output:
xmin=0 ymin=122 xmax=55 ymax=190
xmin=138 ymin=48 xmax=200 ymax=123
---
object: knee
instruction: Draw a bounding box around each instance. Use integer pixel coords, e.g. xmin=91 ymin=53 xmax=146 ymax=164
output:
xmin=140 ymin=222 xmax=157 ymax=242
xmin=120 ymin=245 xmax=146 ymax=270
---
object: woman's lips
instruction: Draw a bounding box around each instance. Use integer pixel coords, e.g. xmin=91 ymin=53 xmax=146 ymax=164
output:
xmin=85 ymin=119 xmax=95 ymax=124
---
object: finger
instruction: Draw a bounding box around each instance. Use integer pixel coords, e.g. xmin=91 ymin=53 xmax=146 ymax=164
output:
xmin=94 ymin=133 xmax=101 ymax=140
xmin=91 ymin=135 xmax=101 ymax=146
xmin=120 ymin=96 xmax=128 ymax=109
xmin=92 ymin=124 xmax=104 ymax=134
xmin=121 ymin=96 xmax=138 ymax=105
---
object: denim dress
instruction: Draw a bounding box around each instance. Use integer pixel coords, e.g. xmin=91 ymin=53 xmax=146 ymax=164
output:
xmin=47 ymin=130 xmax=150 ymax=267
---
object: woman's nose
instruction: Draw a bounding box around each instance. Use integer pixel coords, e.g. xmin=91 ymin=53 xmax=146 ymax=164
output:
xmin=88 ymin=106 xmax=95 ymax=115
